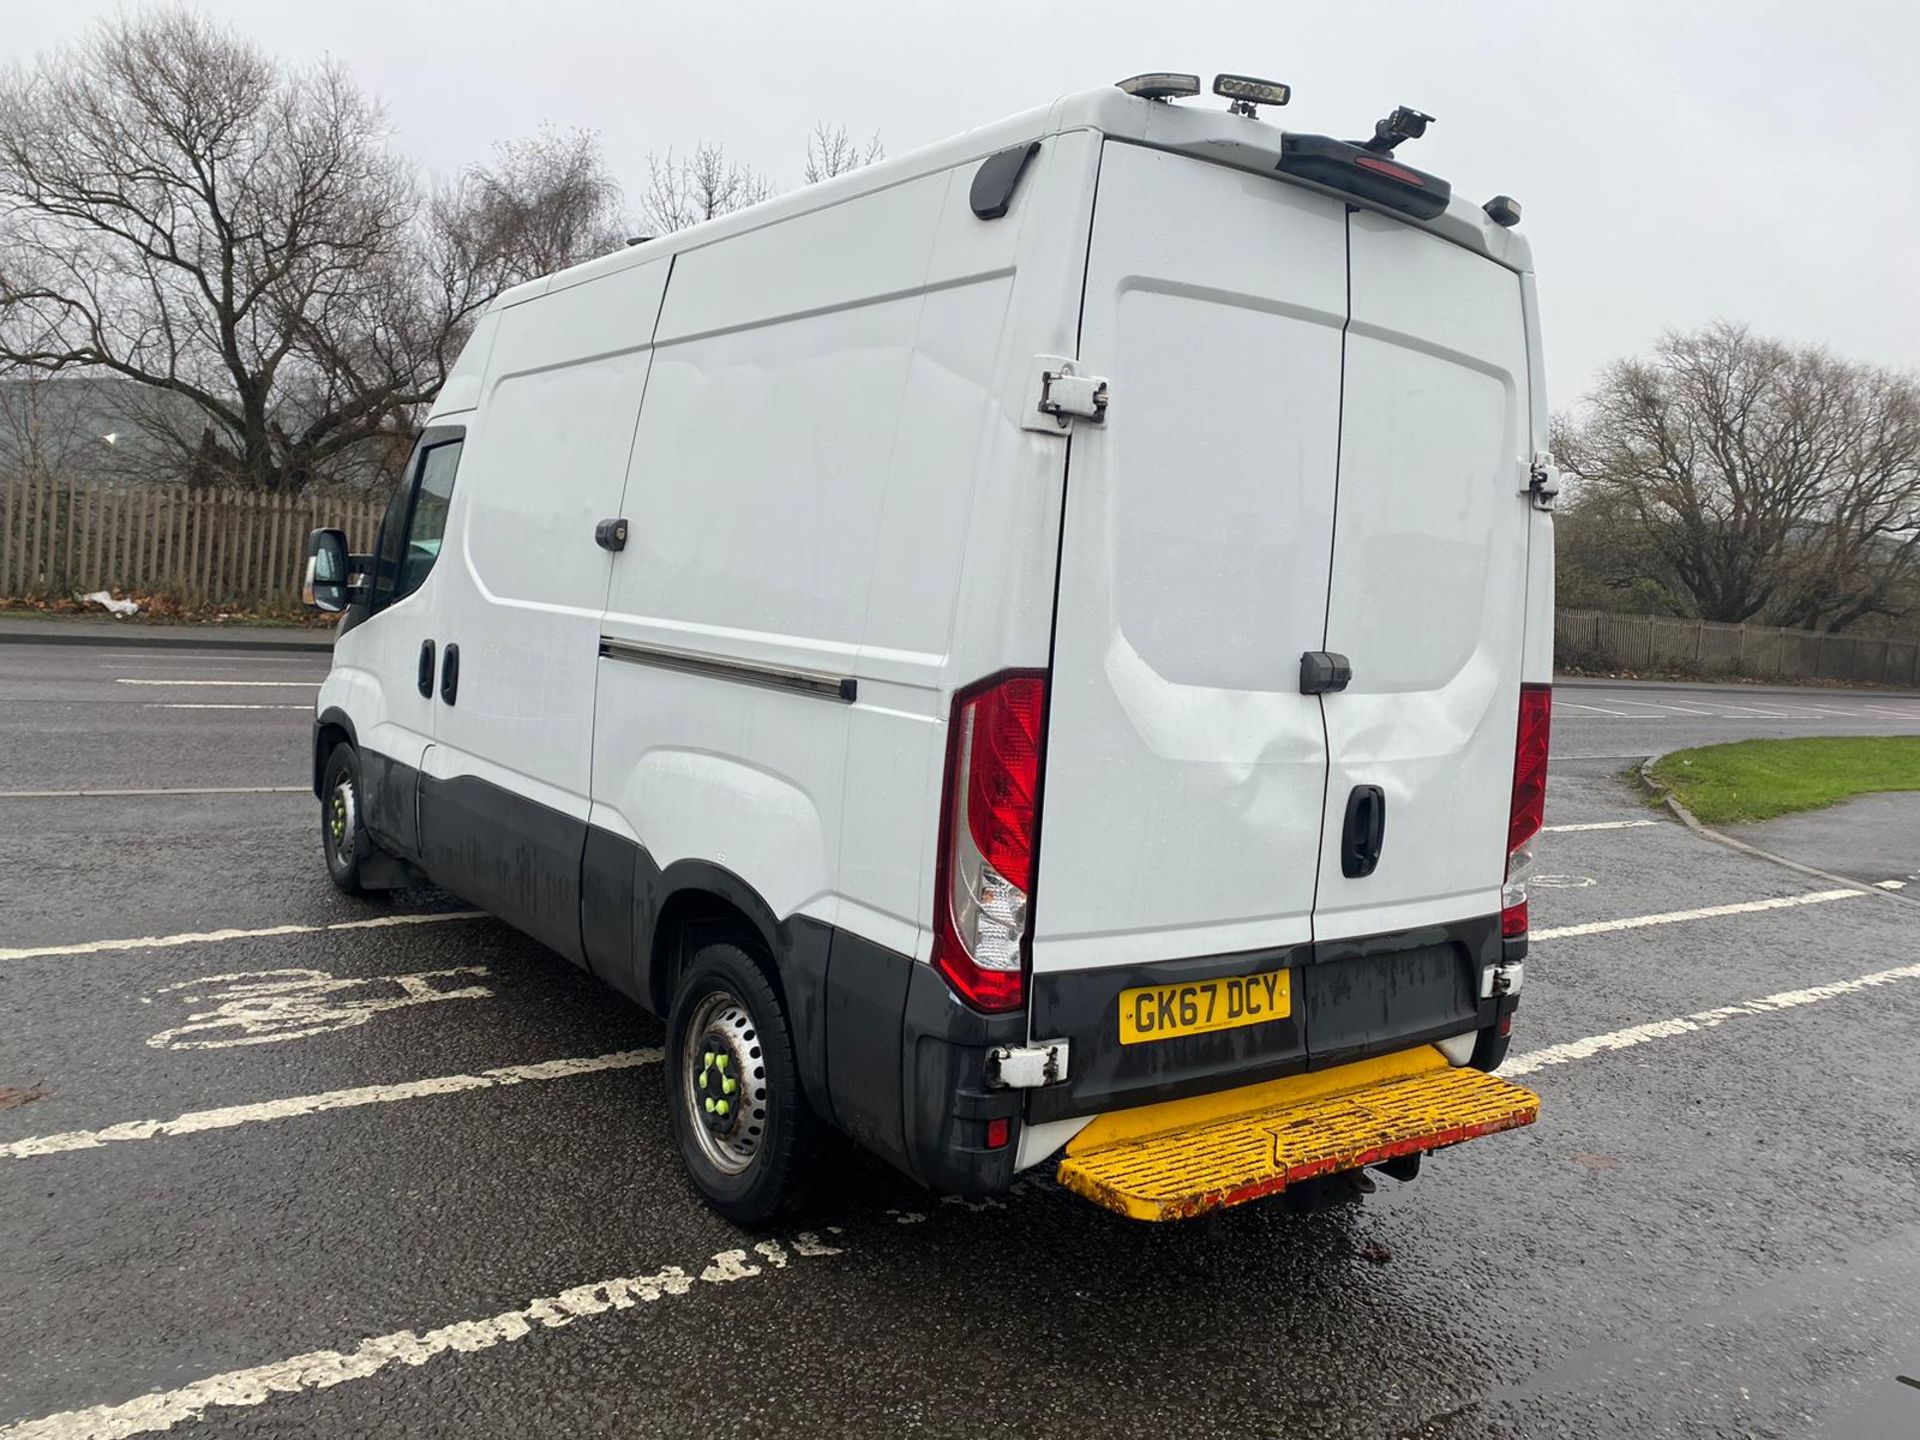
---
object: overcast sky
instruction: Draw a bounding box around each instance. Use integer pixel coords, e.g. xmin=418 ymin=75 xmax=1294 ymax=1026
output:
xmin=11 ymin=0 xmax=1917 ymax=406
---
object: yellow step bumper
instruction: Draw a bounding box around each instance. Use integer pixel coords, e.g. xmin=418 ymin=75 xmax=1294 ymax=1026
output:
xmin=1056 ymin=1048 xmax=1539 ymax=1222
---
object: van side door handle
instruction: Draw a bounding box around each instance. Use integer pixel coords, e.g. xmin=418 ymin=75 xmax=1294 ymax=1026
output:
xmin=1341 ymin=784 xmax=1386 ymax=878
xmin=439 ymin=643 xmax=460 ymax=705
xmin=417 ymin=639 xmax=436 ymax=698
xmin=594 ymin=518 xmax=629 ymax=552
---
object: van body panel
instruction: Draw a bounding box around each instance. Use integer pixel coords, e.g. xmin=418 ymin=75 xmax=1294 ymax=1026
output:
xmin=1032 ymin=143 xmax=1347 ymax=975
xmin=313 ymin=91 xmax=1549 ymax=1206
xmin=1310 ymin=212 xmax=1532 ymax=942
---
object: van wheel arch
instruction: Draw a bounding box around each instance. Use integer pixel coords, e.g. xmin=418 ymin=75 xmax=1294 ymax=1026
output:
xmin=313 ymin=708 xmax=357 ymax=798
xmin=641 ymin=862 xmax=834 ymax=1126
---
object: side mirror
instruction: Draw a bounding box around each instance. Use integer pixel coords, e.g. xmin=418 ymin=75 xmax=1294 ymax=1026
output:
xmin=304 ymin=528 xmax=350 ymax=613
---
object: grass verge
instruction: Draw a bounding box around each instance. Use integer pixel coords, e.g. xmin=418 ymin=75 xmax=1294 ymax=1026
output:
xmin=1649 ymin=736 xmax=1920 ymax=825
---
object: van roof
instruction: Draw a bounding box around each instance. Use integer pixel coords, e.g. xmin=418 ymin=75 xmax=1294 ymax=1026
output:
xmin=489 ymin=85 xmax=1534 ymax=312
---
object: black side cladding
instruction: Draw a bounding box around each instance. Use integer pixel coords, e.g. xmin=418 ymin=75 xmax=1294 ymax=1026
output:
xmin=970 ymin=141 xmax=1041 ymax=220
xmin=1275 ymin=133 xmax=1452 ymax=221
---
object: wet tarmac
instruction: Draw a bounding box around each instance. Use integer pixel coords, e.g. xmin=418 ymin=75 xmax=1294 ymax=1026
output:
xmin=4 ymin=644 xmax=1920 ymax=1438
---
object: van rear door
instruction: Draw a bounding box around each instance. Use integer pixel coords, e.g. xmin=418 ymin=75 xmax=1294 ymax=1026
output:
xmin=1303 ymin=211 xmax=1533 ymax=1066
xmin=1028 ymin=143 xmax=1347 ymax=1116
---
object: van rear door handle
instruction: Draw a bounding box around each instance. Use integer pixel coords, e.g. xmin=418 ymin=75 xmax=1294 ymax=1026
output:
xmin=1300 ymin=651 xmax=1352 ymax=695
xmin=1341 ymin=784 xmax=1386 ymax=878
xmin=417 ymin=640 xmax=436 ymax=698
xmin=595 ymin=518 xmax=629 ymax=552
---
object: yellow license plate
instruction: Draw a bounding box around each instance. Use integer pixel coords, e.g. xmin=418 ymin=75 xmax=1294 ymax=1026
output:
xmin=1118 ymin=970 xmax=1291 ymax=1045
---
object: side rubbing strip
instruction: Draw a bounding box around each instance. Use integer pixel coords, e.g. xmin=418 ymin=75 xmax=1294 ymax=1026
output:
xmin=599 ymin=638 xmax=857 ymax=703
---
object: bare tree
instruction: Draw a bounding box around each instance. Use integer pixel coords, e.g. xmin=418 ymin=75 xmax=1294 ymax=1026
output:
xmin=440 ymin=126 xmax=628 ymax=283
xmin=1560 ymin=322 xmax=1920 ymax=631
xmin=0 ymin=13 xmax=624 ymax=493
xmin=639 ymin=143 xmax=774 ymax=234
xmin=803 ymin=122 xmax=883 ymax=184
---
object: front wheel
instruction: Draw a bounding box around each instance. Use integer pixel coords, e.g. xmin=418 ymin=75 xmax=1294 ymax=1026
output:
xmin=666 ymin=941 xmax=822 ymax=1225
xmin=319 ymin=744 xmax=373 ymax=893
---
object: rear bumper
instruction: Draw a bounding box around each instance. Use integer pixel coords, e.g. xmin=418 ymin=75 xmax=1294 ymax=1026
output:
xmin=1027 ymin=914 xmax=1508 ymax=1125
xmin=818 ymin=914 xmax=1521 ymax=1200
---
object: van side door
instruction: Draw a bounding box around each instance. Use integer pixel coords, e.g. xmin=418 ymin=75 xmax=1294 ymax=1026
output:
xmin=417 ymin=260 xmax=670 ymax=967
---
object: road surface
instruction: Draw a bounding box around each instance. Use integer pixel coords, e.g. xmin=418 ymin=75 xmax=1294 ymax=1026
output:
xmin=4 ymin=647 xmax=1918 ymax=1438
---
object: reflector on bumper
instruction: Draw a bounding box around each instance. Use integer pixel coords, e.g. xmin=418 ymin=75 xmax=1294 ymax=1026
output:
xmin=1056 ymin=1048 xmax=1538 ymax=1222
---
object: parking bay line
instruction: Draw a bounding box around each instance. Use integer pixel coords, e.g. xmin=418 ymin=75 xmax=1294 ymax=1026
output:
xmin=0 ymin=785 xmax=310 ymax=799
xmin=0 ymin=911 xmax=487 ymax=963
xmin=1505 ymin=958 xmax=1920 ymax=1077
xmin=0 ymin=1050 xmax=660 ymax=1161
xmin=144 ymin=703 xmax=311 ymax=711
xmin=1530 ymin=889 xmax=1863 ymax=940
xmin=1541 ymin=820 xmax=1659 ymax=833
xmin=0 ymin=1231 xmax=843 ymax=1440
xmin=113 ymin=678 xmax=319 ymax=687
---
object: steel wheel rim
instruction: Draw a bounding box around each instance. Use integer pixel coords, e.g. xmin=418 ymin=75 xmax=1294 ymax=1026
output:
xmin=681 ymin=990 xmax=769 ymax=1176
xmin=326 ymin=776 xmax=357 ymax=866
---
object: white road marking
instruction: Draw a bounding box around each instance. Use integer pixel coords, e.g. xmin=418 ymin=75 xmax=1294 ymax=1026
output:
xmin=0 ymin=786 xmax=308 ymax=799
xmin=0 ymin=911 xmax=486 ymax=963
xmin=0 ymin=1049 xmax=660 ymax=1161
xmin=1532 ymin=889 xmax=1864 ymax=941
xmin=1557 ymin=702 xmax=1634 ymax=716
xmin=0 ymin=1232 xmax=843 ymax=1440
xmin=1505 ymin=959 xmax=1920 ymax=1078
xmin=1529 ymin=875 xmax=1596 ymax=889
xmin=113 ymin=678 xmax=319 ymax=688
xmin=144 ymin=702 xmax=311 ymax=710
xmin=146 ymin=967 xmax=493 ymax=1051
xmin=1542 ymin=820 xmax=1659 ymax=833
xmin=1878 ymin=879 xmax=1908 ymax=891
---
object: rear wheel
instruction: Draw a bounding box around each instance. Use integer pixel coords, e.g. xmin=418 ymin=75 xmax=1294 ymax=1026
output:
xmin=320 ymin=744 xmax=373 ymax=894
xmin=666 ymin=941 xmax=821 ymax=1224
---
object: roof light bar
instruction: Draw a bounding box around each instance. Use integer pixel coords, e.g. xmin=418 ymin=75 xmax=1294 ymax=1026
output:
xmin=1115 ymin=72 xmax=1200 ymax=102
xmin=1213 ymin=74 xmax=1291 ymax=116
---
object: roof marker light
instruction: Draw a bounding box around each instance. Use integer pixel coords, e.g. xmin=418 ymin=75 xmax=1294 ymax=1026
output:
xmin=1214 ymin=74 xmax=1291 ymax=116
xmin=1115 ymin=72 xmax=1201 ymax=102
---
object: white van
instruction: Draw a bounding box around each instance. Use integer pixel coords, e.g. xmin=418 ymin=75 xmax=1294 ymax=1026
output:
xmin=306 ymin=76 xmax=1554 ymax=1224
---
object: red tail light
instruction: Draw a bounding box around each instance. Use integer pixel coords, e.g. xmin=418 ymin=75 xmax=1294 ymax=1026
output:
xmin=932 ymin=672 xmax=1047 ymax=1013
xmin=1502 ymin=684 xmax=1552 ymax=938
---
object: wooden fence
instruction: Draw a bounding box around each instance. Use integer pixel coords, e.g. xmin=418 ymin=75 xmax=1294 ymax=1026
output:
xmin=0 ymin=474 xmax=385 ymax=608
xmin=1556 ymin=609 xmax=1920 ymax=688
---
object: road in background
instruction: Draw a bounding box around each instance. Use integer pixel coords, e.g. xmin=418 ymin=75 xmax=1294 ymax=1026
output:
xmin=6 ymin=644 xmax=1920 ymax=1438
xmin=1554 ymin=680 xmax=1920 ymax=760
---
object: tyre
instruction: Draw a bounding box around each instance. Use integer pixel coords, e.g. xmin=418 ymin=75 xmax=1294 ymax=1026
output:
xmin=319 ymin=743 xmax=373 ymax=894
xmin=666 ymin=941 xmax=822 ymax=1225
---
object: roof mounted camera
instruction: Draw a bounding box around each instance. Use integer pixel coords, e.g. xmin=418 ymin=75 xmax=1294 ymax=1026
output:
xmin=1115 ymin=72 xmax=1201 ymax=102
xmin=1361 ymin=106 xmax=1436 ymax=154
xmin=1213 ymin=74 xmax=1291 ymax=117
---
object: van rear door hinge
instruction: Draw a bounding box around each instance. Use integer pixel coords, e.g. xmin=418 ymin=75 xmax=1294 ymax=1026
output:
xmin=1023 ymin=356 xmax=1110 ymax=434
xmin=985 ymin=1039 xmax=1071 ymax=1089
xmin=1525 ymin=451 xmax=1561 ymax=511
